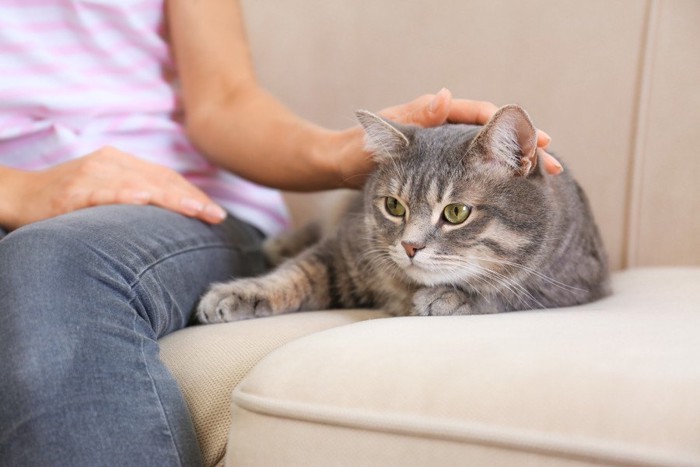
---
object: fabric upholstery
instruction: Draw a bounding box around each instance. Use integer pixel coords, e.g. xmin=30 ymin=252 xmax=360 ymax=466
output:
xmin=160 ymin=1 xmax=700 ymax=465
xmin=625 ymin=0 xmax=700 ymax=266
xmin=159 ymin=310 xmax=387 ymax=466
xmin=226 ymin=269 xmax=700 ymax=466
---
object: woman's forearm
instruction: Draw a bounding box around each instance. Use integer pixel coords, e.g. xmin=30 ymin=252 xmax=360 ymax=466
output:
xmin=0 ymin=165 xmax=27 ymax=229
xmin=168 ymin=0 xmax=355 ymax=191
xmin=185 ymin=83 xmax=355 ymax=191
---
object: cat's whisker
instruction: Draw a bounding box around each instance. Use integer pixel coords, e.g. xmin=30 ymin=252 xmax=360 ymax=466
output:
xmin=427 ymin=260 xmax=498 ymax=300
xmin=431 ymin=256 xmax=545 ymax=309
xmin=364 ymin=251 xmax=403 ymax=282
xmin=435 ymin=253 xmax=586 ymax=294
xmin=453 ymin=261 xmax=527 ymax=307
xmin=477 ymin=266 xmax=545 ymax=309
xmin=465 ymin=255 xmax=588 ymax=293
xmin=373 ymin=260 xmax=405 ymax=284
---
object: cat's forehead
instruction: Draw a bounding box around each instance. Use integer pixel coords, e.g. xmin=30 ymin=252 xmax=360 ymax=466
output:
xmin=412 ymin=124 xmax=481 ymax=153
xmin=381 ymin=161 xmax=487 ymax=209
xmin=372 ymin=124 xmax=502 ymax=206
xmin=385 ymin=171 xmax=457 ymax=202
xmin=403 ymin=124 xmax=482 ymax=171
xmin=397 ymin=124 xmax=481 ymax=171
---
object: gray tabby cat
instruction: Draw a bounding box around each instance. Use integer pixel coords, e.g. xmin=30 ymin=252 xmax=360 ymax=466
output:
xmin=197 ymin=104 xmax=609 ymax=323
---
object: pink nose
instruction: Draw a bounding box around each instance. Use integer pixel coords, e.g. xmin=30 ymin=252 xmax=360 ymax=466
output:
xmin=401 ymin=241 xmax=425 ymax=258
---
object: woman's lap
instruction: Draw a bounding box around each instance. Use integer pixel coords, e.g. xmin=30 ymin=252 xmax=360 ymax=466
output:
xmin=0 ymin=205 xmax=266 ymax=466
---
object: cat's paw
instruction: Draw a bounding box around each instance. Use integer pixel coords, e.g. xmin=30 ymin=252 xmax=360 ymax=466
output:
xmin=412 ymin=287 xmax=473 ymax=316
xmin=197 ymin=280 xmax=273 ymax=324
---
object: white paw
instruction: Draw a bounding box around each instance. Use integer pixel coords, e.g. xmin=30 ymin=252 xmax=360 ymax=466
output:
xmin=412 ymin=287 xmax=472 ymax=316
xmin=196 ymin=280 xmax=273 ymax=324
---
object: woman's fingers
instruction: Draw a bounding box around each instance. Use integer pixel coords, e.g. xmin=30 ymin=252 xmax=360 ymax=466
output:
xmin=135 ymin=178 xmax=227 ymax=224
xmin=539 ymin=149 xmax=563 ymax=174
xmin=79 ymin=147 xmax=228 ymax=224
xmin=374 ymin=93 xmax=564 ymax=176
xmin=446 ymin=98 xmax=563 ymax=175
xmin=144 ymin=190 xmax=226 ymax=223
xmin=447 ymin=98 xmax=499 ymax=125
xmin=537 ymin=129 xmax=552 ymax=148
xmin=379 ymin=88 xmax=452 ymax=127
xmin=106 ymin=147 xmax=228 ymax=223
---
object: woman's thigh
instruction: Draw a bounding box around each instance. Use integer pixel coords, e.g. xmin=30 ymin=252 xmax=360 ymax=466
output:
xmin=0 ymin=205 xmax=266 ymax=465
xmin=1 ymin=204 xmax=266 ymax=334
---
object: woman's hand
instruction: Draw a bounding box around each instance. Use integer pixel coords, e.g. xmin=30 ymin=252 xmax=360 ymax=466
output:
xmin=379 ymin=88 xmax=561 ymax=174
xmin=335 ymin=89 xmax=562 ymax=188
xmin=1 ymin=146 xmax=226 ymax=231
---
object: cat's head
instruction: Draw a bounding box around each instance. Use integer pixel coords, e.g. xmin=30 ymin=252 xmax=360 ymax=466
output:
xmin=357 ymin=105 xmax=551 ymax=288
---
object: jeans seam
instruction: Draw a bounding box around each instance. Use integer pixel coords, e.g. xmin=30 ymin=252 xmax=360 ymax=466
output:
xmin=134 ymin=310 xmax=185 ymax=467
xmin=125 ymin=243 xmax=259 ymax=333
xmin=127 ymin=243 xmax=259 ymax=290
xmin=128 ymin=242 xmax=261 ymax=465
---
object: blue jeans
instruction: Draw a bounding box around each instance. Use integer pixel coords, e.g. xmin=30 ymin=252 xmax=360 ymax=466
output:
xmin=0 ymin=205 xmax=267 ymax=466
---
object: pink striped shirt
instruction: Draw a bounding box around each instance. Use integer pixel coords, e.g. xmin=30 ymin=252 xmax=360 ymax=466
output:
xmin=0 ymin=0 xmax=290 ymax=235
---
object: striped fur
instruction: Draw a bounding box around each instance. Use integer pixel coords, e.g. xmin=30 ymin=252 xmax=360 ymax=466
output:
xmin=197 ymin=105 xmax=610 ymax=322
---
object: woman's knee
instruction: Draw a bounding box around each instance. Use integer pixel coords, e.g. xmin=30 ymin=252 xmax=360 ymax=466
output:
xmin=0 ymin=219 xmax=133 ymax=383
xmin=0 ymin=213 xmax=135 ymax=317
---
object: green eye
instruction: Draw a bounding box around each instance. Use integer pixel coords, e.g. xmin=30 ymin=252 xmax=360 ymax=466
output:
xmin=385 ymin=197 xmax=406 ymax=217
xmin=443 ymin=203 xmax=471 ymax=224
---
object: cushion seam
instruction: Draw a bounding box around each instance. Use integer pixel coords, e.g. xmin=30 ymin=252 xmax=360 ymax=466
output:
xmin=232 ymin=389 xmax=699 ymax=467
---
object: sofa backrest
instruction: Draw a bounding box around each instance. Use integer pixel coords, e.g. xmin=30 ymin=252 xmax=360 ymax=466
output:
xmin=241 ymin=0 xmax=700 ymax=270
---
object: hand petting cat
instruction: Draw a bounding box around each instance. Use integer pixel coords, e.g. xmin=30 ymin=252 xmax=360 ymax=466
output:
xmin=335 ymin=88 xmax=562 ymax=189
xmin=382 ymin=88 xmax=559 ymax=171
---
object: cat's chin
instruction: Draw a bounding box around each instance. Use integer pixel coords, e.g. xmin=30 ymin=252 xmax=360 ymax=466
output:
xmin=402 ymin=264 xmax=462 ymax=287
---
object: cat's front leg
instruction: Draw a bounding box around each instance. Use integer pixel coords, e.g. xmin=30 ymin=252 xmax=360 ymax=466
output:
xmin=412 ymin=287 xmax=477 ymax=316
xmin=197 ymin=278 xmax=278 ymax=323
xmin=197 ymin=247 xmax=333 ymax=324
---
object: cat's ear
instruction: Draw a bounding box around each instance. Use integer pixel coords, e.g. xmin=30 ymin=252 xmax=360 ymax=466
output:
xmin=355 ymin=110 xmax=412 ymax=162
xmin=471 ymin=104 xmax=538 ymax=177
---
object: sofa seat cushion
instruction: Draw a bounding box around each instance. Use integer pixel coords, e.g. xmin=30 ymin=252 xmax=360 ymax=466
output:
xmin=227 ymin=268 xmax=700 ymax=466
xmin=159 ymin=309 xmax=387 ymax=466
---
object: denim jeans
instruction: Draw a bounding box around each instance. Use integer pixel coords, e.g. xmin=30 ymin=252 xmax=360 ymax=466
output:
xmin=0 ymin=205 xmax=267 ymax=466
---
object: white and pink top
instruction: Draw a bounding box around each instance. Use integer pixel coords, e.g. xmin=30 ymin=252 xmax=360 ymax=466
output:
xmin=0 ymin=0 xmax=289 ymax=235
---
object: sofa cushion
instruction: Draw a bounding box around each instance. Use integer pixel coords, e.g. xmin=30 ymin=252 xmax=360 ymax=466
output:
xmin=227 ymin=268 xmax=700 ymax=466
xmin=159 ymin=309 xmax=387 ymax=466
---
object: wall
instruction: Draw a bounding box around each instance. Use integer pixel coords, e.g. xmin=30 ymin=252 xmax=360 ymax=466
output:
xmin=241 ymin=0 xmax=700 ymax=269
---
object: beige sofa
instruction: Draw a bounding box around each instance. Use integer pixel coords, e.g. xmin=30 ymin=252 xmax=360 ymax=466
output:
xmin=160 ymin=1 xmax=700 ymax=466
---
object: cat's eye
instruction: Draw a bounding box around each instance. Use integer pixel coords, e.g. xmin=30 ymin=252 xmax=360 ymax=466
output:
xmin=443 ymin=203 xmax=471 ymax=224
xmin=385 ymin=197 xmax=406 ymax=217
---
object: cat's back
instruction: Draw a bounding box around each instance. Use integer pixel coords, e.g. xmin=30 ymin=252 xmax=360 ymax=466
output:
xmin=528 ymin=159 xmax=611 ymax=306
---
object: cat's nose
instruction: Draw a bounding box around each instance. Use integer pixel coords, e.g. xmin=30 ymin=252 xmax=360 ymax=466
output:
xmin=401 ymin=241 xmax=425 ymax=258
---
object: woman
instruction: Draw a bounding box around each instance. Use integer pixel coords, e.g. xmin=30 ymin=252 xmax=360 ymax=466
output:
xmin=0 ymin=1 xmax=558 ymax=465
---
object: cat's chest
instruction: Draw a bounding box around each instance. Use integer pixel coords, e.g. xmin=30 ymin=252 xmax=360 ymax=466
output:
xmin=364 ymin=271 xmax=416 ymax=315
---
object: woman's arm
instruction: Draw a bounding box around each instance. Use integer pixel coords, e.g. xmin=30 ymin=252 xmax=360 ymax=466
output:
xmin=167 ymin=0 xmax=560 ymax=191
xmin=0 ymin=166 xmax=25 ymax=229
xmin=167 ymin=0 xmax=340 ymax=190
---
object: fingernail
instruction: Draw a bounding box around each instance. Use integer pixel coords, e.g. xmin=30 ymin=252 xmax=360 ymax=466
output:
xmin=549 ymin=155 xmax=563 ymax=173
xmin=181 ymin=198 xmax=204 ymax=214
xmin=541 ymin=131 xmax=552 ymax=146
xmin=205 ymin=204 xmax=227 ymax=220
xmin=429 ymin=87 xmax=448 ymax=113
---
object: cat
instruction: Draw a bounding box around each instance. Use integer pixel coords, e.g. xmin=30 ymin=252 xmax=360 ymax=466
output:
xmin=197 ymin=104 xmax=610 ymax=323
